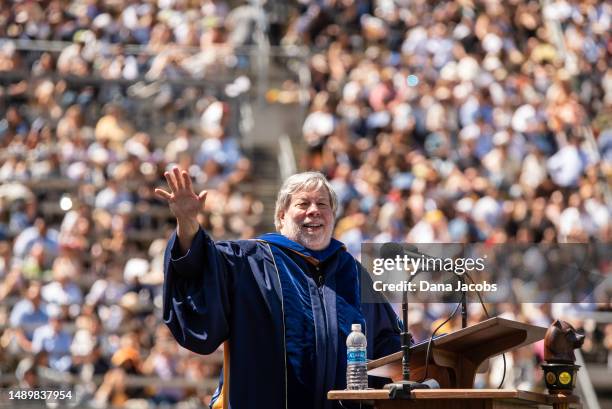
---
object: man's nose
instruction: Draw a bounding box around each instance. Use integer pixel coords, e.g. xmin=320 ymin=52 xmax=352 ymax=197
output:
xmin=306 ymin=203 xmax=321 ymax=216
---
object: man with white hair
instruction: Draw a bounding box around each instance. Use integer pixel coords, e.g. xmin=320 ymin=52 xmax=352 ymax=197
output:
xmin=156 ymin=168 xmax=401 ymax=409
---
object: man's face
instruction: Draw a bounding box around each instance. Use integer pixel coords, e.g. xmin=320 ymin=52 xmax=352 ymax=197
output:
xmin=279 ymin=187 xmax=334 ymax=250
xmin=50 ymin=317 xmax=62 ymax=333
xmin=26 ymin=284 xmax=41 ymax=307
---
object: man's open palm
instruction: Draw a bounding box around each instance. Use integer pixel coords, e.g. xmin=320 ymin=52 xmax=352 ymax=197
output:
xmin=154 ymin=167 xmax=207 ymax=222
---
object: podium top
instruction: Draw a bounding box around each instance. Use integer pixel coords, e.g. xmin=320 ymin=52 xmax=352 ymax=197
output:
xmin=327 ymin=389 xmax=580 ymax=407
xmin=368 ymin=317 xmax=546 ymax=380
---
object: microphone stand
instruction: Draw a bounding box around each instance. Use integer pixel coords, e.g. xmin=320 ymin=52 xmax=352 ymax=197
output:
xmin=401 ymin=290 xmax=411 ymax=382
xmin=461 ymin=275 xmax=468 ymax=328
xmin=382 ymin=244 xmax=465 ymax=398
xmin=457 ymin=244 xmax=468 ymax=328
xmin=384 ymin=270 xmax=431 ymax=399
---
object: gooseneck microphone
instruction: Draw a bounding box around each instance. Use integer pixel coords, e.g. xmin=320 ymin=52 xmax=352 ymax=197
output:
xmin=384 ymin=243 xmax=469 ymax=329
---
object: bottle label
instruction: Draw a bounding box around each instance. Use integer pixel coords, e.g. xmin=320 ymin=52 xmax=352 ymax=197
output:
xmin=347 ymin=349 xmax=366 ymax=364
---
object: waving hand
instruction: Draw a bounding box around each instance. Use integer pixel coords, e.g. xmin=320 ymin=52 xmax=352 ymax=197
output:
xmin=155 ymin=167 xmax=207 ymax=253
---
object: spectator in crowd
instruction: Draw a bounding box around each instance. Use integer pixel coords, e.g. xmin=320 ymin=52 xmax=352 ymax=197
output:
xmin=91 ymin=332 xmax=146 ymax=408
xmin=8 ymin=281 xmax=48 ymax=352
xmin=31 ymin=308 xmax=72 ymax=373
xmin=41 ymin=258 xmax=83 ymax=310
xmin=141 ymin=326 xmax=184 ymax=405
xmin=12 ymin=216 xmax=59 ymax=262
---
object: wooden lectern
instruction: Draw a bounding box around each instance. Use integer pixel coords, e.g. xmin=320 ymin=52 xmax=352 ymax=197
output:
xmin=328 ymin=389 xmax=581 ymax=409
xmin=368 ymin=317 xmax=545 ymax=388
xmin=328 ymin=317 xmax=581 ymax=409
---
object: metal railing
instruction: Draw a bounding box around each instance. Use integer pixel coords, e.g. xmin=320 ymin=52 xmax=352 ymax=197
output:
xmin=278 ymin=134 xmax=297 ymax=181
xmin=0 ymin=38 xmax=309 ymax=86
xmin=0 ymin=37 xmax=311 ymax=157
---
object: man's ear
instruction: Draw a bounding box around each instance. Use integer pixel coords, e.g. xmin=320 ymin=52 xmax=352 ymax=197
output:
xmin=278 ymin=210 xmax=285 ymax=228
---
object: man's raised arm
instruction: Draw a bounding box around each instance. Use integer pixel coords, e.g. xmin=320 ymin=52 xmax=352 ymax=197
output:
xmin=155 ymin=166 xmax=232 ymax=355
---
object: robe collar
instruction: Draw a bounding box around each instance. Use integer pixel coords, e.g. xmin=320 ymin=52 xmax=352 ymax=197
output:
xmin=257 ymin=232 xmax=346 ymax=265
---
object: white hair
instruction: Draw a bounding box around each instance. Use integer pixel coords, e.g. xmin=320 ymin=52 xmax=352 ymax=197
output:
xmin=274 ymin=172 xmax=338 ymax=231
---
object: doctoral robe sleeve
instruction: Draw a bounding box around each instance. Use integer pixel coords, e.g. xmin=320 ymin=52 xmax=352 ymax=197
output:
xmin=163 ymin=227 xmax=243 ymax=355
xmin=362 ymin=300 xmax=402 ymax=359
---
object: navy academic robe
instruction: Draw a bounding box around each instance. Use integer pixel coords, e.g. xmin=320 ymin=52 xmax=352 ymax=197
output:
xmin=163 ymin=228 xmax=401 ymax=409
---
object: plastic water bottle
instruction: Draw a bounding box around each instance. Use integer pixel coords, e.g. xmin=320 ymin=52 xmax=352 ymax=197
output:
xmin=346 ymin=323 xmax=368 ymax=390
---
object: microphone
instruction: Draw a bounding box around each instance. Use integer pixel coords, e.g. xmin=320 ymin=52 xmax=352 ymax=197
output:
xmin=403 ymin=244 xmax=435 ymax=259
xmin=381 ymin=243 xmax=468 ymax=328
xmin=381 ymin=243 xmax=447 ymax=273
xmin=379 ymin=242 xmax=406 ymax=260
xmin=380 ymin=242 xmax=436 ymax=261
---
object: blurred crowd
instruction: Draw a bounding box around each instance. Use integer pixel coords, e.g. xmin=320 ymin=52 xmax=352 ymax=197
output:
xmin=0 ymin=0 xmax=610 ymax=407
xmin=294 ymin=0 xmax=610 ymax=247
xmin=0 ymin=0 xmax=270 ymax=80
xmin=0 ymin=1 xmax=266 ymax=407
xmin=290 ymin=0 xmax=611 ymax=394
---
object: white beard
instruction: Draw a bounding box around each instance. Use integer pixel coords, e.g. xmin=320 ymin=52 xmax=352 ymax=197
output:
xmin=281 ymin=218 xmax=332 ymax=250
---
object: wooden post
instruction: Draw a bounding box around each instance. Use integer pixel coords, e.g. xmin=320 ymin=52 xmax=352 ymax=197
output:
xmin=223 ymin=341 xmax=229 ymax=409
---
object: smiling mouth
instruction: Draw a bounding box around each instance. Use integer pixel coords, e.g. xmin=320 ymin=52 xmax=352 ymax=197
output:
xmin=303 ymin=223 xmax=323 ymax=229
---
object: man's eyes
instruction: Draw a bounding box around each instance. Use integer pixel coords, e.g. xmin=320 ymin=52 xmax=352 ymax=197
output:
xmin=296 ymin=202 xmax=329 ymax=207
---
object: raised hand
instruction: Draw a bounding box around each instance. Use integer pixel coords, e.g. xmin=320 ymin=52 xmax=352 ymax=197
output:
xmin=155 ymin=167 xmax=207 ymax=252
